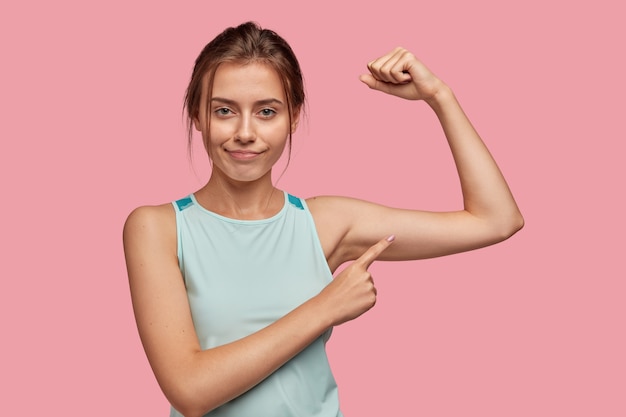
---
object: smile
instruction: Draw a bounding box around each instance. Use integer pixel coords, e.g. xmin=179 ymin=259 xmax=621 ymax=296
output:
xmin=226 ymin=150 xmax=264 ymax=160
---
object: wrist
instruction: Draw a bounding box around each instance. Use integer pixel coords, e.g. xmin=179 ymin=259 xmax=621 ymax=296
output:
xmin=305 ymin=292 xmax=336 ymax=330
xmin=424 ymin=82 xmax=454 ymax=109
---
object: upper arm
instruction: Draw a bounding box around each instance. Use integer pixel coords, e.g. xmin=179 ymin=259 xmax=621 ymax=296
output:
xmin=122 ymin=204 xmax=200 ymax=402
xmin=308 ymin=195 xmax=520 ymax=266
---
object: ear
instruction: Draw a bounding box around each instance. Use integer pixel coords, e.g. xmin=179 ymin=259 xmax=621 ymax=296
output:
xmin=290 ymin=108 xmax=301 ymax=134
xmin=193 ymin=117 xmax=202 ymax=132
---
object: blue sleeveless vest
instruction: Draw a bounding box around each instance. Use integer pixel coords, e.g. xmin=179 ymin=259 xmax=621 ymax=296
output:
xmin=170 ymin=191 xmax=342 ymax=417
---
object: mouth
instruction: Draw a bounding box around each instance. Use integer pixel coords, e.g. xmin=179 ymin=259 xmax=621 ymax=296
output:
xmin=226 ymin=150 xmax=264 ymax=160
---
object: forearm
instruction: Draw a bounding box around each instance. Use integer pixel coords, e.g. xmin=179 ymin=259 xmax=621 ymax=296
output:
xmin=427 ymin=84 xmax=524 ymax=235
xmin=165 ymin=295 xmax=332 ymax=417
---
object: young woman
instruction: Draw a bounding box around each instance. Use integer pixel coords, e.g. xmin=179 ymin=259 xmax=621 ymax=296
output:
xmin=123 ymin=22 xmax=523 ymax=417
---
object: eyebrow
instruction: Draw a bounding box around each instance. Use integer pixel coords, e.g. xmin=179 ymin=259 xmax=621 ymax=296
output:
xmin=211 ymin=97 xmax=284 ymax=106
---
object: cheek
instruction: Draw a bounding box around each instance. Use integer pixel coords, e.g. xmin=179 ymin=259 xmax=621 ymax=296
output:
xmin=207 ymin=121 xmax=232 ymax=143
xmin=260 ymin=121 xmax=291 ymax=145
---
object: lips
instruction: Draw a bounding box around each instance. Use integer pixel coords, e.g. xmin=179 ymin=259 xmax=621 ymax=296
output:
xmin=226 ymin=149 xmax=264 ymax=160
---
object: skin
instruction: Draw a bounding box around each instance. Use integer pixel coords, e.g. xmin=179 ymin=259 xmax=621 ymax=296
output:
xmin=123 ymin=50 xmax=523 ymax=417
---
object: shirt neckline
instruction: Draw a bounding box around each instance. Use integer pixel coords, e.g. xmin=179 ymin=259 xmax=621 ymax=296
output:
xmin=189 ymin=190 xmax=289 ymax=225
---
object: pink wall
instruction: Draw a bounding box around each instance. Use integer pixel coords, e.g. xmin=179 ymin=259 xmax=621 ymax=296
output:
xmin=1 ymin=1 xmax=624 ymax=415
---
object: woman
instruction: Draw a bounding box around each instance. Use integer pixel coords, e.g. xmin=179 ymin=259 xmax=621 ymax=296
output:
xmin=123 ymin=22 xmax=523 ymax=417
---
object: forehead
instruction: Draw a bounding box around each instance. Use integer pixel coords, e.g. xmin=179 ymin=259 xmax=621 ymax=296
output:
xmin=210 ymin=62 xmax=285 ymax=103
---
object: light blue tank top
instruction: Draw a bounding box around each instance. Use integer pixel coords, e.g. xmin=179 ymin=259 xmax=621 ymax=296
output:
xmin=170 ymin=191 xmax=342 ymax=417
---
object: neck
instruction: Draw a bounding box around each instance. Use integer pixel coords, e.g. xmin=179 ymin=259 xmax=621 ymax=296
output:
xmin=197 ymin=170 xmax=283 ymax=220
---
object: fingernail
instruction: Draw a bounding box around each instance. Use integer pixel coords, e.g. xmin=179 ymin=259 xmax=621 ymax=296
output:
xmin=386 ymin=235 xmax=396 ymax=242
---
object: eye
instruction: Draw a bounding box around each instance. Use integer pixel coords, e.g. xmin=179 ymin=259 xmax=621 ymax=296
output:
xmin=258 ymin=108 xmax=276 ymax=118
xmin=214 ymin=107 xmax=233 ymax=117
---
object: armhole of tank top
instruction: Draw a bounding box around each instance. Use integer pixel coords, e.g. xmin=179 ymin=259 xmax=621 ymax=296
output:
xmin=299 ymin=198 xmax=334 ymax=283
xmin=171 ymin=201 xmax=184 ymax=273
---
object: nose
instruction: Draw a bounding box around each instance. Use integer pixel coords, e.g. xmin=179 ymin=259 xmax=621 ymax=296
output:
xmin=235 ymin=116 xmax=255 ymax=143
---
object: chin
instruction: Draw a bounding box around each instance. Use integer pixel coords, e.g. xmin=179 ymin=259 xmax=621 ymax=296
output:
xmin=217 ymin=168 xmax=273 ymax=185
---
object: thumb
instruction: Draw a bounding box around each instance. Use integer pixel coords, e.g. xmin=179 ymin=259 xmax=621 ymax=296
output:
xmin=359 ymin=74 xmax=400 ymax=96
xmin=356 ymin=235 xmax=395 ymax=269
xmin=359 ymin=74 xmax=386 ymax=91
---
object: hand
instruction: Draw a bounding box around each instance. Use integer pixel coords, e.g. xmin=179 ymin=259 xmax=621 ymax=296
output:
xmin=318 ymin=236 xmax=395 ymax=326
xmin=359 ymin=47 xmax=445 ymax=101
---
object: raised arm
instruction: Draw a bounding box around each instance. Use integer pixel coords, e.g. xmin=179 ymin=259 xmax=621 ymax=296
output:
xmin=309 ymin=48 xmax=523 ymax=269
xmin=123 ymin=205 xmax=393 ymax=417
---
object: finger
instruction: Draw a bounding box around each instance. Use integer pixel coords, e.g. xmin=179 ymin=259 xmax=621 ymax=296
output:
xmin=359 ymin=74 xmax=407 ymax=95
xmin=367 ymin=47 xmax=412 ymax=84
xmin=389 ymin=70 xmax=412 ymax=84
xmin=359 ymin=73 xmax=382 ymax=90
xmin=359 ymin=74 xmax=394 ymax=94
xmin=368 ymin=59 xmax=397 ymax=84
xmin=377 ymin=49 xmax=408 ymax=83
xmin=366 ymin=51 xmax=396 ymax=82
xmin=356 ymin=235 xmax=395 ymax=268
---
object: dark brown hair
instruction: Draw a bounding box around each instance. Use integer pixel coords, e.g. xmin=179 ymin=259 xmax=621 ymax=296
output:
xmin=184 ymin=21 xmax=305 ymax=155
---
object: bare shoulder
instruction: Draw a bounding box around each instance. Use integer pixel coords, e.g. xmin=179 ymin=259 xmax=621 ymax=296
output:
xmin=306 ymin=195 xmax=346 ymax=216
xmin=123 ymin=203 xmax=178 ymax=270
xmin=123 ymin=203 xmax=176 ymax=244
xmin=305 ymin=195 xmax=355 ymax=231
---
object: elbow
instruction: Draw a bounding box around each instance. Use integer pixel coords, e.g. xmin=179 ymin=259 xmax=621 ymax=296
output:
xmin=166 ymin=387 xmax=200 ymax=417
xmin=164 ymin=378 xmax=221 ymax=417
xmin=171 ymin=407 xmax=201 ymax=417
xmin=174 ymin=407 xmax=207 ymax=417
xmin=509 ymin=210 xmax=525 ymax=236
xmin=169 ymin=393 xmax=211 ymax=417
xmin=492 ymin=211 xmax=524 ymax=242
xmin=157 ymin=352 xmax=239 ymax=417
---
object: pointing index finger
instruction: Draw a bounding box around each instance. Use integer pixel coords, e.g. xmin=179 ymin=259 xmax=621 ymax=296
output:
xmin=357 ymin=235 xmax=396 ymax=268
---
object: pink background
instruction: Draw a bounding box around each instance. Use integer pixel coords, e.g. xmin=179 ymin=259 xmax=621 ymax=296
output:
xmin=1 ymin=1 xmax=624 ymax=415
